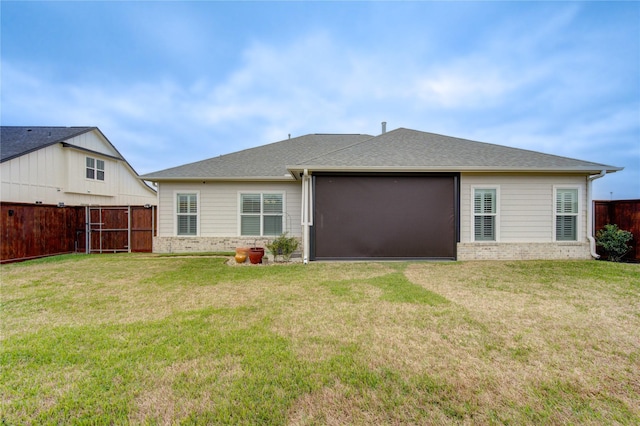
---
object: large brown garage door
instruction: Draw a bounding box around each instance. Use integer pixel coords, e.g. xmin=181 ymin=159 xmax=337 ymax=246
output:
xmin=312 ymin=174 xmax=457 ymax=260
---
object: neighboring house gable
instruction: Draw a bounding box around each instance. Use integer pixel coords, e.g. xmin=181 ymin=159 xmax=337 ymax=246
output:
xmin=140 ymin=128 xmax=622 ymax=261
xmin=1 ymin=126 xmax=157 ymax=206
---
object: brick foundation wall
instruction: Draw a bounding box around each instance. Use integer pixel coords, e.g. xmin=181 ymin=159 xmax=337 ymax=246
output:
xmin=154 ymin=237 xmax=592 ymax=261
xmin=153 ymin=236 xmax=304 ymax=256
xmin=456 ymin=242 xmax=592 ymax=261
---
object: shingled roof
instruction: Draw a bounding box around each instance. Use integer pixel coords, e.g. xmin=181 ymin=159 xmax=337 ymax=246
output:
xmin=1 ymin=126 xmax=96 ymax=162
xmin=140 ymin=128 xmax=621 ymax=181
xmin=287 ymin=128 xmax=622 ymax=174
xmin=140 ymin=133 xmax=374 ymax=180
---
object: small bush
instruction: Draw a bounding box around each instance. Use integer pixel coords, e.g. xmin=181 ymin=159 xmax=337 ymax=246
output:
xmin=596 ymin=224 xmax=633 ymax=262
xmin=265 ymin=233 xmax=299 ymax=262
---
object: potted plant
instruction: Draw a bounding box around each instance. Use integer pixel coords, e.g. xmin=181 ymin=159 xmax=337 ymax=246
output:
xmin=265 ymin=233 xmax=299 ymax=262
xmin=248 ymin=247 xmax=265 ymax=264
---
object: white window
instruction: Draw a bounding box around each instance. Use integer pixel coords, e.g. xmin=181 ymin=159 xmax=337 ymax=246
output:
xmin=176 ymin=193 xmax=198 ymax=236
xmin=555 ymin=188 xmax=578 ymax=241
xmin=473 ymin=188 xmax=497 ymax=241
xmin=240 ymin=193 xmax=283 ymax=236
xmin=86 ymin=157 xmax=105 ymax=181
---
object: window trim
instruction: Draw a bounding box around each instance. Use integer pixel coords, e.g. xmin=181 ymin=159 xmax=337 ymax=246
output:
xmin=174 ymin=191 xmax=200 ymax=237
xmin=238 ymin=191 xmax=286 ymax=237
xmin=85 ymin=156 xmax=105 ymax=182
xmin=553 ymin=186 xmax=580 ymax=242
xmin=471 ymin=186 xmax=500 ymax=242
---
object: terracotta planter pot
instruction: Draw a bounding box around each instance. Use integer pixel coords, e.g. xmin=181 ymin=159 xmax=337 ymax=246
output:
xmin=248 ymin=247 xmax=264 ymax=264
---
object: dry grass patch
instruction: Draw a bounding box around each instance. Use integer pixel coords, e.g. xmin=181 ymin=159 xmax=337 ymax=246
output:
xmin=405 ymin=260 xmax=640 ymax=422
xmin=1 ymin=255 xmax=638 ymax=424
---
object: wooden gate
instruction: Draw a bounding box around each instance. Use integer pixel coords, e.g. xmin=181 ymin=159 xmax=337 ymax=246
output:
xmin=86 ymin=206 xmax=156 ymax=254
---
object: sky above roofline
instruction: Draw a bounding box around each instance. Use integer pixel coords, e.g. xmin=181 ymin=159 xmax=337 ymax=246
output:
xmin=1 ymin=1 xmax=638 ymax=199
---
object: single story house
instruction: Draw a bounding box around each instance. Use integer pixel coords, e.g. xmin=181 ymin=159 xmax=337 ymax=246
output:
xmin=139 ymin=127 xmax=622 ymax=261
xmin=1 ymin=126 xmax=157 ymax=206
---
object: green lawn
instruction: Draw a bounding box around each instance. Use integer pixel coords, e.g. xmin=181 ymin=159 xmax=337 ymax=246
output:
xmin=1 ymin=254 xmax=639 ymax=424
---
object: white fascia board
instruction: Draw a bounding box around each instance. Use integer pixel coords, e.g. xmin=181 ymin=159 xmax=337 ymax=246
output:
xmin=138 ymin=175 xmax=298 ymax=183
xmin=287 ymin=165 xmax=623 ymax=174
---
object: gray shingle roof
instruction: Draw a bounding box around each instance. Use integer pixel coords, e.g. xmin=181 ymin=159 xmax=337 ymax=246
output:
xmin=140 ymin=128 xmax=621 ymax=181
xmin=140 ymin=133 xmax=374 ymax=180
xmin=288 ymin=128 xmax=621 ymax=173
xmin=1 ymin=126 xmax=95 ymax=162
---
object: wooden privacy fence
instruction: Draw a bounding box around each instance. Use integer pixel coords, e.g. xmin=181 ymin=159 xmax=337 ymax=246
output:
xmin=594 ymin=199 xmax=640 ymax=262
xmin=1 ymin=203 xmax=156 ymax=263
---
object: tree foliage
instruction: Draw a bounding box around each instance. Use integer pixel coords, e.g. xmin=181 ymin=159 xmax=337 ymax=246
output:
xmin=596 ymin=224 xmax=633 ymax=262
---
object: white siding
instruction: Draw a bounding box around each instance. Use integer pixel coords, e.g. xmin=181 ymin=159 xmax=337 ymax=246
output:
xmin=157 ymin=181 xmax=302 ymax=238
xmin=460 ymin=173 xmax=587 ymax=243
xmin=0 ymin=130 xmax=156 ymax=206
xmin=65 ymin=148 xmax=117 ymax=196
xmin=67 ymin=131 xmax=120 ymax=157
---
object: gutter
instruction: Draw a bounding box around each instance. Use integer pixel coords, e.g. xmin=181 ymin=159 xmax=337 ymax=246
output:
xmin=286 ymin=165 xmax=622 ymax=175
xmin=586 ymin=170 xmax=607 ymax=259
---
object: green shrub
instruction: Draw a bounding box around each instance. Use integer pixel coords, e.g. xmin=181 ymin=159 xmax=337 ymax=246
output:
xmin=596 ymin=224 xmax=633 ymax=262
xmin=265 ymin=233 xmax=299 ymax=262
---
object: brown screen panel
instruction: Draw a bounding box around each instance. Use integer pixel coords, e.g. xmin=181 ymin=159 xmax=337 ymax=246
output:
xmin=313 ymin=174 xmax=456 ymax=259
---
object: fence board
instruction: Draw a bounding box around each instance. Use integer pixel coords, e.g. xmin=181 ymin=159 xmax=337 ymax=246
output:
xmin=1 ymin=203 xmax=84 ymax=262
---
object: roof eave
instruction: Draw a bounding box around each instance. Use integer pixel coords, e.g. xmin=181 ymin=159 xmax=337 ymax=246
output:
xmin=138 ymin=175 xmax=298 ymax=183
xmin=286 ymin=165 xmax=623 ymax=174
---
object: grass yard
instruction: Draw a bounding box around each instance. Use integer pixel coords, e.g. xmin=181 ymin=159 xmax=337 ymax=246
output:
xmin=1 ymin=254 xmax=639 ymax=425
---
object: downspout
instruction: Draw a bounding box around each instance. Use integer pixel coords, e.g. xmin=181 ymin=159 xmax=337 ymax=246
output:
xmin=301 ymin=169 xmax=311 ymax=264
xmin=587 ymin=170 xmax=606 ymax=259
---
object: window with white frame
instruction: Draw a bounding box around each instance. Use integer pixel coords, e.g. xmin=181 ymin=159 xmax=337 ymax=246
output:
xmin=176 ymin=193 xmax=198 ymax=236
xmin=86 ymin=157 xmax=105 ymax=181
xmin=555 ymin=188 xmax=578 ymax=241
xmin=473 ymin=188 xmax=497 ymax=241
xmin=240 ymin=193 xmax=283 ymax=236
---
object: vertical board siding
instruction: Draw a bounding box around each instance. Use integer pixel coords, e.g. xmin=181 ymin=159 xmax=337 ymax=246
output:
xmin=461 ymin=174 xmax=586 ymax=243
xmin=69 ymin=131 xmax=120 ymax=157
xmin=157 ymin=181 xmax=302 ymax=237
xmin=594 ymin=199 xmax=640 ymax=261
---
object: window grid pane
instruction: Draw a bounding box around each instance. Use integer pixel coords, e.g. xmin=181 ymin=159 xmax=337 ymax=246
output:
xmin=474 ymin=216 xmax=495 ymax=241
xmin=177 ymin=194 xmax=197 ymax=214
xmin=241 ymin=216 xmax=261 ymax=236
xmin=263 ymin=194 xmax=283 ymax=214
xmin=263 ymin=215 xmax=283 ymax=236
xmin=241 ymin=194 xmax=261 ymax=214
xmin=556 ymin=216 xmax=577 ymax=241
xmin=177 ymin=216 xmax=197 ymax=236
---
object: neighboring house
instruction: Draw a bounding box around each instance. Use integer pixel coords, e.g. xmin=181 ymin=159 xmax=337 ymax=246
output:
xmin=1 ymin=126 xmax=157 ymax=206
xmin=140 ymin=127 xmax=621 ymax=261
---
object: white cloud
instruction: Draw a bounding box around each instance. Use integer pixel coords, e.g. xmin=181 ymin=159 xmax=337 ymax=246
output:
xmin=2 ymin=6 xmax=638 ymax=199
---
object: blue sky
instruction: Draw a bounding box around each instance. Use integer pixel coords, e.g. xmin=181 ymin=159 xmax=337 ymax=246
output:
xmin=2 ymin=1 xmax=638 ymax=200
